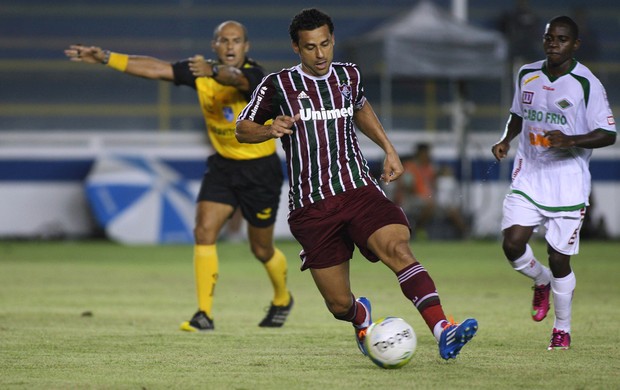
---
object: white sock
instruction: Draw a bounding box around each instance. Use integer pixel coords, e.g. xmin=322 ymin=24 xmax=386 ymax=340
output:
xmin=551 ymin=272 xmax=576 ymax=333
xmin=433 ymin=320 xmax=448 ymax=342
xmin=510 ymin=244 xmax=551 ymax=286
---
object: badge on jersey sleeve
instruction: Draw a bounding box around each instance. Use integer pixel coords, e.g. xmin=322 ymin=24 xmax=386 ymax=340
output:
xmin=522 ymin=91 xmax=534 ymax=105
xmin=223 ymin=106 xmax=234 ymax=122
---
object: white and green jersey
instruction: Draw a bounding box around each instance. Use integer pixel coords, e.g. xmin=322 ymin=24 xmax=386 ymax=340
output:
xmin=238 ymin=62 xmax=377 ymax=211
xmin=509 ymin=59 xmax=616 ymax=211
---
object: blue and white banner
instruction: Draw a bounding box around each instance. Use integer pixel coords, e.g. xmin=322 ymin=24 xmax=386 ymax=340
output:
xmin=0 ymin=131 xmax=618 ymax=241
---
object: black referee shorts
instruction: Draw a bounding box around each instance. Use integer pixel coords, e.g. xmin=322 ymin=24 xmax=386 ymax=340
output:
xmin=197 ymin=153 xmax=284 ymax=228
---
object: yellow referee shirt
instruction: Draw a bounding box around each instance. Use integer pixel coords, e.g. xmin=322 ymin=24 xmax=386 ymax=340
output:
xmin=174 ymin=58 xmax=276 ymax=160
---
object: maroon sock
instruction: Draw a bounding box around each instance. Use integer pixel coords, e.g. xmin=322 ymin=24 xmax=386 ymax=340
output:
xmin=420 ymin=305 xmax=447 ymax=333
xmin=397 ymin=262 xmax=447 ymax=332
xmin=333 ymin=296 xmax=367 ymax=327
xmin=352 ymin=301 xmax=368 ymax=327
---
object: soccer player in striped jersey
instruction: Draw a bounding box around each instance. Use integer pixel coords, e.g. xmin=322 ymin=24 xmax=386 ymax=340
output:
xmin=492 ymin=16 xmax=616 ymax=350
xmin=237 ymin=8 xmax=478 ymax=360
xmin=64 ymin=21 xmax=293 ymax=331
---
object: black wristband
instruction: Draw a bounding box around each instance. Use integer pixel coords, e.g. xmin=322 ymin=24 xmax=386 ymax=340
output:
xmin=211 ymin=64 xmax=219 ymax=78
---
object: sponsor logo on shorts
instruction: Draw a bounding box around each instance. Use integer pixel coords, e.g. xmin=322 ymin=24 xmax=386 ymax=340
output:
xmin=256 ymin=207 xmax=273 ymax=220
xmin=568 ymin=208 xmax=586 ymax=245
xmin=608 ymin=116 xmax=616 ymax=125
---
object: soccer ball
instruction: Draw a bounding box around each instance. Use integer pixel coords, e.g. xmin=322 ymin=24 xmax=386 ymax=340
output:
xmin=364 ymin=317 xmax=417 ymax=369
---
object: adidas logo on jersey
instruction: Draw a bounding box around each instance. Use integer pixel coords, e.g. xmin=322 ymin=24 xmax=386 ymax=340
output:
xmin=297 ymin=91 xmax=309 ymax=100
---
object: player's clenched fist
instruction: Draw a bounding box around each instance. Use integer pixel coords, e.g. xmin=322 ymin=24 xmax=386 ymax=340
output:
xmin=188 ymin=55 xmax=206 ymax=77
xmin=491 ymin=141 xmax=510 ymax=161
xmin=269 ymin=114 xmax=299 ymax=138
xmin=543 ymin=130 xmax=575 ymax=148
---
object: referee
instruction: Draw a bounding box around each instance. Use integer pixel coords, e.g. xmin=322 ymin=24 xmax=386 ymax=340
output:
xmin=65 ymin=20 xmax=293 ymax=331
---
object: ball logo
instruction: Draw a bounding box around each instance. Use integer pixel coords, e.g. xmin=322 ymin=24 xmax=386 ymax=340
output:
xmin=372 ymin=329 xmax=414 ymax=352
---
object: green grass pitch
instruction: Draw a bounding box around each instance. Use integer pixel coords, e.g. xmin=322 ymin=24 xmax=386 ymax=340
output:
xmin=1 ymin=239 xmax=618 ymax=389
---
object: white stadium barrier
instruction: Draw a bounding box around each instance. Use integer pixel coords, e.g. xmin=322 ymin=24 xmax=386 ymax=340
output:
xmin=1 ymin=130 xmax=618 ymax=242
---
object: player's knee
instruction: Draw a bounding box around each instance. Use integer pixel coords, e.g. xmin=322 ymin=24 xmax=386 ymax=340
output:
xmin=502 ymin=242 xmax=523 ymax=260
xmin=548 ymin=250 xmax=570 ymax=275
xmin=250 ymin=242 xmax=274 ymax=263
xmin=327 ymin=297 xmax=353 ymax=318
xmin=376 ymin=240 xmax=417 ymax=273
xmin=193 ymin=225 xmax=216 ymax=245
xmin=193 ymin=226 xmax=205 ymax=243
xmin=502 ymin=237 xmax=526 ymax=260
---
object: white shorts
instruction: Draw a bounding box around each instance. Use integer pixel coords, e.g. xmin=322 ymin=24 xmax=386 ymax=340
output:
xmin=501 ymin=193 xmax=586 ymax=255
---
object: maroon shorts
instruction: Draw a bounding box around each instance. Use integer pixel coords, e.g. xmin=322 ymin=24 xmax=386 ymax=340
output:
xmin=288 ymin=184 xmax=410 ymax=270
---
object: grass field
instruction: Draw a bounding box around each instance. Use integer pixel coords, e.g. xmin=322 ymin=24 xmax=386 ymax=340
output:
xmin=1 ymin=239 xmax=619 ymax=389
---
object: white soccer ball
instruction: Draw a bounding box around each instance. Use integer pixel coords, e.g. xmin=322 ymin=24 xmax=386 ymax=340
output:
xmin=364 ymin=317 xmax=417 ymax=369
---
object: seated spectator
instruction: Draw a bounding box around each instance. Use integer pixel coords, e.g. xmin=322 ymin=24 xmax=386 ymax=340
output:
xmin=393 ymin=143 xmax=469 ymax=239
xmin=394 ymin=143 xmax=436 ymax=238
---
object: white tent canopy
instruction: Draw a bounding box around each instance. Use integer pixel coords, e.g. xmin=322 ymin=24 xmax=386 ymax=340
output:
xmin=344 ymin=1 xmax=509 ymax=214
xmin=344 ymin=0 xmax=508 ymax=130
xmin=345 ymin=0 xmax=507 ymax=79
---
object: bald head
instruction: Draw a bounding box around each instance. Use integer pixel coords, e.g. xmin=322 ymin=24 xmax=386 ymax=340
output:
xmin=213 ymin=20 xmax=248 ymax=42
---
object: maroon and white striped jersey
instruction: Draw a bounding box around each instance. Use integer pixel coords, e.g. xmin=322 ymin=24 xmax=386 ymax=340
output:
xmin=238 ymin=62 xmax=378 ymax=211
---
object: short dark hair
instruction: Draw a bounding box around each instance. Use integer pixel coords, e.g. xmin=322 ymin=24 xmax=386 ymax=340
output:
xmin=547 ymin=15 xmax=579 ymax=39
xmin=289 ymin=8 xmax=334 ymax=43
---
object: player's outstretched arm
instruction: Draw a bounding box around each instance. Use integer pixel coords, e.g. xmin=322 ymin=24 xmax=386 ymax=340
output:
xmin=64 ymin=44 xmax=174 ymax=81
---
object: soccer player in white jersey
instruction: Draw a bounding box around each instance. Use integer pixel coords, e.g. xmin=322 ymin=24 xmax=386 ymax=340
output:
xmin=237 ymin=8 xmax=478 ymax=360
xmin=492 ymin=15 xmax=616 ymax=350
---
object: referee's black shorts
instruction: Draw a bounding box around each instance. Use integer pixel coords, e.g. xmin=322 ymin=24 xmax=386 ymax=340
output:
xmin=197 ymin=153 xmax=284 ymax=228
